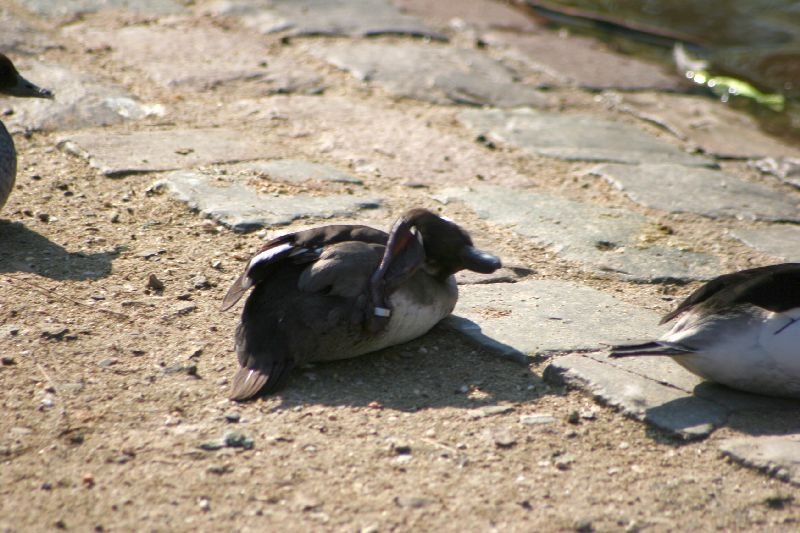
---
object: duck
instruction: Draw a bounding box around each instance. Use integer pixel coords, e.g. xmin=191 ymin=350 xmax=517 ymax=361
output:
xmin=0 ymin=53 xmax=53 ymax=213
xmin=221 ymin=208 xmax=502 ymax=401
xmin=609 ymin=263 xmax=800 ymax=399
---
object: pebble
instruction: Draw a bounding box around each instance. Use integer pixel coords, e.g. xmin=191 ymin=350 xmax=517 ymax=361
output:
xmin=174 ymin=303 xmax=197 ymax=316
xmin=223 ymin=431 xmax=254 ymax=449
xmin=554 ymin=454 xmax=576 ymax=471
xmin=469 ymin=405 xmax=514 ymax=419
xmin=98 ymin=358 xmax=117 ymax=368
xmin=223 ymin=412 xmax=241 ymax=423
xmin=394 ymin=496 xmax=431 ymax=509
xmin=192 ymin=275 xmax=211 ymax=289
xmin=493 ymin=430 xmax=517 ymax=448
xmin=146 ymin=274 xmax=165 ymax=291
xmin=1 ymin=356 xmax=16 ymax=366
xmin=520 ymin=414 xmax=556 ymax=426
xmin=198 ymin=497 xmax=210 ymax=512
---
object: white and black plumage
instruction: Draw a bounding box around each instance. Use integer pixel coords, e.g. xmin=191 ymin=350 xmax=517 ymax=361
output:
xmin=0 ymin=54 xmax=53 ymax=213
xmin=221 ymin=208 xmax=502 ymax=401
xmin=610 ymin=263 xmax=800 ymax=399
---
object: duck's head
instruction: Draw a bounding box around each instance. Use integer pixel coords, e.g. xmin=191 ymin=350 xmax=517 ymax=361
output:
xmin=386 ymin=208 xmax=502 ymax=281
xmin=0 ymin=54 xmax=54 ymax=99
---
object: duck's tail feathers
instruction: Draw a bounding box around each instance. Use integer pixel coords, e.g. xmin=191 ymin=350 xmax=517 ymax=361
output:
xmin=608 ymin=340 xmax=693 ymax=358
xmin=229 ymin=358 xmax=294 ymax=401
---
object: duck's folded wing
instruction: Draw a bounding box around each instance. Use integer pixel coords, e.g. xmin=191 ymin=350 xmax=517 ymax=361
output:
xmin=230 ymin=357 xmax=293 ymax=401
xmin=608 ymin=340 xmax=694 ymax=357
xmin=297 ymin=242 xmax=384 ymax=298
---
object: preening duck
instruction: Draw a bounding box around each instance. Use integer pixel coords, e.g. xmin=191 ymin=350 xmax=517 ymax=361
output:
xmin=0 ymin=53 xmax=53 ymax=213
xmin=610 ymin=263 xmax=800 ymax=399
xmin=222 ymin=208 xmax=502 ymax=401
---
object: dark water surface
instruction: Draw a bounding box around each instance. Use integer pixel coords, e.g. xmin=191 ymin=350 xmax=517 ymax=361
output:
xmin=522 ymin=0 xmax=800 ymax=144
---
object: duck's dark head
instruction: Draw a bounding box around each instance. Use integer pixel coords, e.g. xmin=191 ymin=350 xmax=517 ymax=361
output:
xmin=389 ymin=208 xmax=501 ymax=280
xmin=0 ymin=54 xmax=53 ymax=99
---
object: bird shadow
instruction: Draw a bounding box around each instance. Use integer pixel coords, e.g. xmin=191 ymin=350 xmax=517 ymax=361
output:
xmin=0 ymin=220 xmax=119 ymax=280
xmin=253 ymin=324 xmax=544 ymax=413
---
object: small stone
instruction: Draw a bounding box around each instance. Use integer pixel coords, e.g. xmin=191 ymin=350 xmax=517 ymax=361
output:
xmin=82 ymin=472 xmax=95 ymax=488
xmin=41 ymin=394 xmax=55 ymax=409
xmin=174 ymin=303 xmax=197 ymax=316
xmin=1 ymin=356 xmax=16 ymax=366
xmin=37 ymin=212 xmax=50 ymax=222
xmin=109 ymin=211 xmax=120 ymax=223
xmin=520 ymin=414 xmax=555 ymax=426
xmin=146 ymin=274 xmax=165 ymax=291
xmin=469 ymin=405 xmax=514 ymax=419
xmin=566 ymin=411 xmax=580 ymax=425
xmin=198 ymin=497 xmax=211 ymax=512
xmin=493 ymin=430 xmax=517 ymax=448
xmin=223 ymin=431 xmax=254 ymax=449
xmin=223 ymin=412 xmax=241 ymax=423
xmin=580 ymin=409 xmax=597 ymax=420
xmin=390 ymin=441 xmax=412 ymax=455
xmin=40 ymin=325 xmax=70 ymax=341
xmin=394 ymin=496 xmax=431 ymax=509
xmin=98 ymin=358 xmax=117 ymax=368
xmin=555 ymin=454 xmax=576 ymax=471
xmin=192 ymin=275 xmax=211 ymax=289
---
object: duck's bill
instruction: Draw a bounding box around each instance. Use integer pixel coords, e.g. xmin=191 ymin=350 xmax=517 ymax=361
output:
xmin=461 ymin=246 xmax=502 ymax=273
xmin=10 ymin=75 xmax=54 ymax=99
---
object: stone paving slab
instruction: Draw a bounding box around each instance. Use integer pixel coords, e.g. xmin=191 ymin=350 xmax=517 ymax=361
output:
xmin=593 ymin=163 xmax=800 ymax=222
xmin=8 ymin=62 xmax=157 ymax=132
xmin=458 ymin=108 xmax=712 ymax=166
xmin=445 ymin=279 xmax=665 ymax=363
xmin=308 ymin=41 xmax=548 ymax=108
xmin=395 ymin=0 xmax=541 ymax=33
xmin=484 ymin=32 xmax=687 ymax=92
xmin=67 ymin=23 xmax=322 ymax=94
xmin=545 ymin=354 xmax=726 ymax=440
xmin=619 ymin=93 xmax=800 ymax=159
xmin=57 ymin=128 xmax=277 ymax=177
xmin=446 ymin=185 xmax=720 ymax=282
xmin=155 ymin=171 xmax=381 ymax=232
xmin=229 ymin=95 xmax=531 ymax=186
xmin=731 ymin=226 xmax=800 ymax=261
xmin=0 ymin=12 xmax=50 ymax=55
xmin=216 ymin=0 xmax=444 ymax=39
xmin=16 ymin=0 xmax=185 ymax=17
xmin=235 ymin=160 xmax=363 ymax=184
xmin=720 ymin=436 xmax=800 ymax=486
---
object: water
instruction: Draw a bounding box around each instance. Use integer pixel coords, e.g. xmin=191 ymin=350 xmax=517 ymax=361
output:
xmin=523 ymin=0 xmax=800 ymax=144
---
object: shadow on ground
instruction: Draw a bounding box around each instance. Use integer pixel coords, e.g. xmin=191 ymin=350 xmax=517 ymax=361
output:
xmin=0 ymin=220 xmax=118 ymax=280
xmin=244 ymin=326 xmax=544 ymax=412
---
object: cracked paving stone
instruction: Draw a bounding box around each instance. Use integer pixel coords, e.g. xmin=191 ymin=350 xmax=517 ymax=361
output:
xmin=308 ymin=41 xmax=548 ymax=108
xmin=486 ymin=32 xmax=687 ymax=92
xmin=236 ymin=159 xmax=363 ymax=184
xmin=458 ymin=108 xmax=712 ymax=166
xmin=155 ymin=171 xmax=381 ymax=233
xmin=16 ymin=0 xmax=185 ymax=17
xmin=594 ymin=163 xmax=800 ymax=222
xmin=229 ymin=95 xmax=530 ymax=186
xmin=0 ymin=12 xmax=50 ymax=55
xmin=446 ymin=186 xmax=719 ymax=282
xmin=619 ymin=93 xmax=800 ymax=159
xmin=395 ymin=0 xmax=541 ymax=33
xmin=731 ymin=226 xmax=800 ymax=261
xmin=216 ymin=0 xmax=444 ymax=39
xmin=68 ymin=23 xmax=322 ymax=94
xmin=720 ymin=436 xmax=800 ymax=486
xmin=545 ymin=353 xmax=726 ymax=440
xmin=445 ymin=279 xmax=665 ymax=363
xmin=57 ymin=128 xmax=277 ymax=177
xmin=8 ymin=62 xmax=158 ymax=132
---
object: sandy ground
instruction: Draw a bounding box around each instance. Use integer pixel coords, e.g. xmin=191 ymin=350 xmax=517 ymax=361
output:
xmin=2 ymin=3 xmax=800 ymax=532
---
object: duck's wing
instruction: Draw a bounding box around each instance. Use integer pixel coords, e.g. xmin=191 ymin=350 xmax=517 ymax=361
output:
xmin=608 ymin=340 xmax=694 ymax=358
xmin=221 ymin=224 xmax=387 ymax=311
xmin=662 ymin=263 xmax=800 ymax=324
xmin=297 ymin=241 xmax=385 ymax=298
